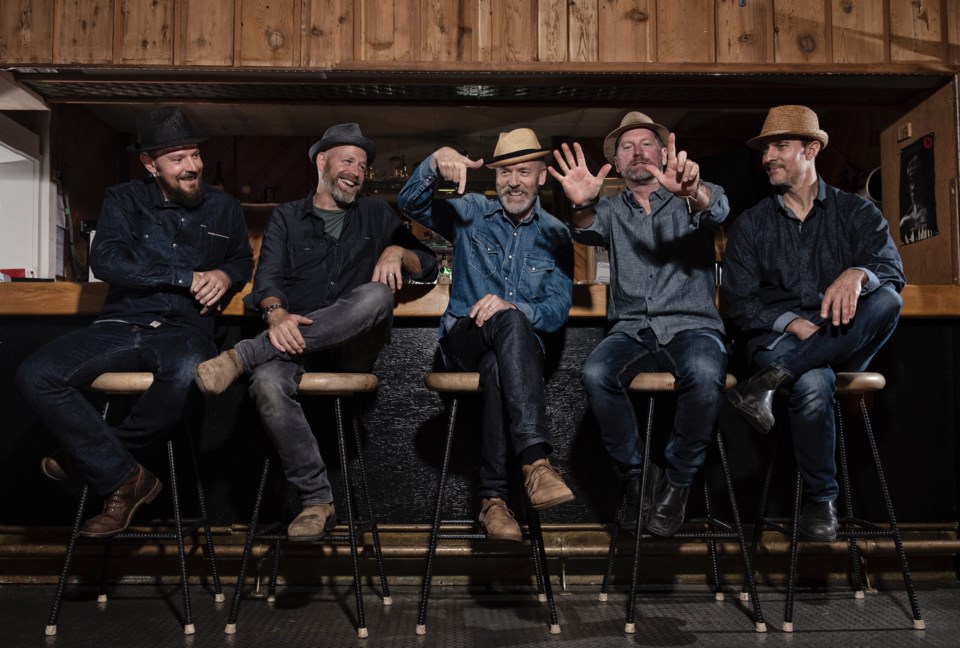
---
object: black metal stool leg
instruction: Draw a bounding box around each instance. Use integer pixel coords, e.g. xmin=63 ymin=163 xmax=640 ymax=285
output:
xmin=334 ymin=397 xmax=368 ymax=638
xmin=598 ymin=485 xmax=627 ymax=602
xmin=782 ymin=471 xmax=804 ymax=633
xmin=624 ymin=395 xmax=655 ymax=634
xmin=526 ymin=506 xmax=561 ymax=634
xmin=741 ymin=426 xmax=781 ymax=601
xmin=167 ymin=439 xmax=196 ymax=635
xmin=97 ymin=536 xmax=113 ymax=604
xmin=835 ymin=401 xmax=866 ymax=598
xmin=186 ymin=425 xmax=224 ymax=602
xmin=416 ymin=398 xmax=458 ymax=635
xmin=266 ymin=537 xmax=282 ymax=603
xmin=702 ymin=478 xmax=723 ymax=600
xmin=45 ymin=484 xmax=89 ymax=636
xmin=225 ymin=457 xmax=271 ymax=634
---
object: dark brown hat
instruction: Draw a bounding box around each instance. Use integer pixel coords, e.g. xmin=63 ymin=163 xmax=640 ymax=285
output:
xmin=127 ymin=106 xmax=207 ymax=153
xmin=308 ymin=123 xmax=376 ymax=165
xmin=747 ymin=105 xmax=829 ymax=150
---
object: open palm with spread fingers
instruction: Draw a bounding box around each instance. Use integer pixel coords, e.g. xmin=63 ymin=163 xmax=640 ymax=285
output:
xmin=643 ymin=132 xmax=700 ymax=196
xmin=548 ymin=142 xmax=611 ymax=205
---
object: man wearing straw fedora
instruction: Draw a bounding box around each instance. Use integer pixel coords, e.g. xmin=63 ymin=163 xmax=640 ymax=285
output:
xmin=550 ymin=111 xmax=730 ymax=538
xmin=17 ymin=106 xmax=254 ymax=537
xmin=722 ymin=105 xmax=904 ymax=541
xmin=398 ymin=128 xmax=575 ymax=542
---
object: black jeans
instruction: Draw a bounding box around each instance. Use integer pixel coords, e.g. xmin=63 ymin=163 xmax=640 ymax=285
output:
xmin=441 ymin=310 xmax=551 ymax=500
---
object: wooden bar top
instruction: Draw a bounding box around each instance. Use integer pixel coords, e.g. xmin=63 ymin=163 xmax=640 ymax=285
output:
xmin=0 ymin=282 xmax=958 ymax=318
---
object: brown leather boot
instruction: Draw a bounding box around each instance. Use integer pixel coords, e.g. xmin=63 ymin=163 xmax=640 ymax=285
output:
xmin=479 ymin=497 xmax=522 ymax=542
xmin=41 ymin=449 xmax=79 ymax=481
xmin=79 ymin=464 xmax=162 ymax=538
xmin=287 ymin=503 xmax=337 ymax=542
xmin=194 ymin=349 xmax=244 ymax=396
xmin=522 ymin=458 xmax=575 ymax=510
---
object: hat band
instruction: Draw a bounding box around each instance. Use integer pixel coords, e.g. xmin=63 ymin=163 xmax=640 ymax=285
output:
xmin=487 ymin=148 xmax=548 ymax=165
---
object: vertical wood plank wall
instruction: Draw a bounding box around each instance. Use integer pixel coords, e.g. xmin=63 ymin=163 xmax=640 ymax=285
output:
xmin=2 ymin=0 xmax=958 ymax=70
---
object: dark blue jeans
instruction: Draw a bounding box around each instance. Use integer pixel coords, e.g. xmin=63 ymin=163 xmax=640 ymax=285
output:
xmin=237 ymin=282 xmax=394 ymax=505
xmin=581 ymin=328 xmax=728 ymax=487
xmin=441 ymin=309 xmax=550 ymax=500
xmin=16 ymin=321 xmax=216 ymax=496
xmin=753 ymin=284 xmax=903 ymax=501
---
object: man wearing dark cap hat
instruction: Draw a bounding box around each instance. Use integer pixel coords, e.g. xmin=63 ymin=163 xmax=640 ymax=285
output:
xmin=722 ymin=105 xmax=904 ymax=540
xmin=550 ymin=111 xmax=730 ymax=538
xmin=16 ymin=105 xmax=254 ymax=537
xmin=397 ymin=129 xmax=575 ymax=543
xmin=194 ymin=123 xmax=437 ymax=540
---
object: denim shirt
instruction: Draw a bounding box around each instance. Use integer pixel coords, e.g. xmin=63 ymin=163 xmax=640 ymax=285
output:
xmin=723 ymin=178 xmax=905 ymax=355
xmin=572 ymin=183 xmax=728 ymax=345
xmin=397 ymin=157 xmax=573 ymax=338
xmin=90 ymin=178 xmax=254 ymax=338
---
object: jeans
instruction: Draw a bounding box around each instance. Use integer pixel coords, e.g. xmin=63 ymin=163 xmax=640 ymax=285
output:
xmin=16 ymin=321 xmax=215 ymax=496
xmin=239 ymin=282 xmax=394 ymax=505
xmin=581 ymin=328 xmax=728 ymax=487
xmin=753 ymin=284 xmax=902 ymax=501
xmin=441 ymin=309 xmax=550 ymax=500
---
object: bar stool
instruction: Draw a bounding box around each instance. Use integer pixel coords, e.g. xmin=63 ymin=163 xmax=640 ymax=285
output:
xmin=46 ymin=372 xmax=223 ymax=637
xmin=225 ymin=372 xmax=391 ymax=639
xmin=417 ymin=371 xmax=561 ymax=635
xmin=600 ymin=372 xmax=766 ymax=633
xmin=743 ymin=371 xmax=924 ymax=632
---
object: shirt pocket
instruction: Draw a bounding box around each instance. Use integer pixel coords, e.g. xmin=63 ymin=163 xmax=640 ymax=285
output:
xmin=468 ymin=229 xmax=501 ymax=279
xmin=199 ymin=227 xmax=230 ymax=265
xmin=519 ymin=253 xmax=555 ymax=301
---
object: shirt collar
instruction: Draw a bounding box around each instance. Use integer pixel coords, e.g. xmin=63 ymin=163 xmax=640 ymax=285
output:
xmin=774 ymin=177 xmax=827 ymax=217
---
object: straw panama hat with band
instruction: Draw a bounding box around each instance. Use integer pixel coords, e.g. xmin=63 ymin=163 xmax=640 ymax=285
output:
xmin=486 ymin=128 xmax=551 ymax=168
xmin=747 ymin=105 xmax=829 ymax=150
xmin=602 ymin=112 xmax=671 ymax=164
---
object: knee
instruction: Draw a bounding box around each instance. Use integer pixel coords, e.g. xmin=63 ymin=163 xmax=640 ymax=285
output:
xmin=580 ymin=356 xmax=609 ymax=392
xmin=15 ymin=352 xmax=58 ymax=398
xmin=249 ymin=369 xmax=296 ymax=413
xmin=867 ymin=285 xmax=903 ymax=325
xmin=790 ymin=369 xmax=836 ymax=408
xmin=357 ymin=282 xmax=394 ymax=320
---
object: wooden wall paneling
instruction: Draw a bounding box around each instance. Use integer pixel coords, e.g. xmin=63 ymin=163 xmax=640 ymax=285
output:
xmin=657 ymin=0 xmax=714 ymax=62
xmin=238 ymin=0 xmax=296 ymax=66
xmin=358 ymin=0 xmax=418 ymax=62
xmin=117 ymin=0 xmax=173 ymax=64
xmin=489 ymin=0 xmax=536 ymax=61
xmin=539 ymin=0 xmax=569 ymax=63
xmin=179 ymin=0 xmax=234 ymax=65
xmin=889 ymin=0 xmax=943 ymax=62
xmin=774 ymin=0 xmax=830 ymax=64
xmin=57 ymin=0 xmax=112 ymax=63
xmin=421 ymin=0 xmax=478 ymax=62
xmin=948 ymin=0 xmax=960 ymax=65
xmin=598 ymin=0 xmax=655 ymax=62
xmin=476 ymin=0 xmax=492 ymax=60
xmin=715 ymin=0 xmax=773 ymax=64
xmin=0 ymin=0 xmax=55 ymax=64
xmin=831 ymin=0 xmax=885 ymax=63
xmin=303 ymin=0 xmax=355 ymax=65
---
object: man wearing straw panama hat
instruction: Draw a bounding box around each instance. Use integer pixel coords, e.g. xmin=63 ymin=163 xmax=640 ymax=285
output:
xmin=398 ymin=128 xmax=575 ymax=543
xmin=722 ymin=105 xmax=904 ymax=541
xmin=550 ymin=111 xmax=730 ymax=538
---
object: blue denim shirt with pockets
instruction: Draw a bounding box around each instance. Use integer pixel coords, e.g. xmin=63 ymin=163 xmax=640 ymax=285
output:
xmin=397 ymin=157 xmax=573 ymax=340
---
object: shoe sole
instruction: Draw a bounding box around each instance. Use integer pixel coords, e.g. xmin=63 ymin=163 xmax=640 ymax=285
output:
xmin=529 ymin=491 xmax=575 ymax=511
xmin=40 ymin=459 xmax=78 ymax=482
xmin=484 ymin=532 xmax=523 ymax=542
xmin=78 ymin=480 xmax=163 ymax=539
xmin=798 ymin=530 xmax=837 ymax=542
xmin=287 ymin=516 xmax=338 ymax=542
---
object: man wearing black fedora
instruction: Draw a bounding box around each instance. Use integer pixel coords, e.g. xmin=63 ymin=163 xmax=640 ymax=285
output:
xmin=17 ymin=105 xmax=254 ymax=537
xmin=722 ymin=105 xmax=904 ymax=540
xmin=194 ymin=123 xmax=437 ymax=540
xmin=397 ymin=128 xmax=575 ymax=543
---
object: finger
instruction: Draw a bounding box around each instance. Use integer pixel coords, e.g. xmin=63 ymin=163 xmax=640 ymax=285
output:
xmin=596 ymin=163 xmax=612 ymax=182
xmin=676 ymin=150 xmax=688 ymax=175
xmin=552 ymin=147 xmax=571 ymax=173
xmin=573 ymin=142 xmax=587 ymax=167
xmin=467 ymin=157 xmax=485 ymax=169
xmin=666 ymin=132 xmax=677 ymax=162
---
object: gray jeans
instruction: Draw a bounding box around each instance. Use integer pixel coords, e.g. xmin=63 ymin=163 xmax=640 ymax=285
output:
xmin=235 ymin=282 xmax=393 ymax=504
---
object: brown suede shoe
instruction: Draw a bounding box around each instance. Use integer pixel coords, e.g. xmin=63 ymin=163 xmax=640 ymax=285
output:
xmin=79 ymin=464 xmax=162 ymax=538
xmin=41 ymin=450 xmax=79 ymax=481
xmin=522 ymin=458 xmax=575 ymax=511
xmin=194 ymin=349 xmax=244 ymax=396
xmin=287 ymin=503 xmax=337 ymax=542
xmin=479 ymin=497 xmax=522 ymax=542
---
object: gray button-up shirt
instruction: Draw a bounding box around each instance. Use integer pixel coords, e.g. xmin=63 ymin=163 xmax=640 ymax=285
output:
xmin=572 ymin=183 xmax=729 ymax=344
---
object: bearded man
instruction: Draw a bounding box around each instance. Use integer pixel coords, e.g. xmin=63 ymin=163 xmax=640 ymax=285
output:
xmin=549 ymin=112 xmax=730 ymax=537
xmin=194 ymin=123 xmax=437 ymax=540
xmin=17 ymin=106 xmax=254 ymax=537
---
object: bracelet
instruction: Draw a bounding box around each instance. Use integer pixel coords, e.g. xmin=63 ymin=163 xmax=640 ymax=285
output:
xmin=677 ymin=179 xmax=701 ymax=200
xmin=261 ymin=303 xmax=284 ymax=321
xmin=570 ymin=197 xmax=599 ymax=211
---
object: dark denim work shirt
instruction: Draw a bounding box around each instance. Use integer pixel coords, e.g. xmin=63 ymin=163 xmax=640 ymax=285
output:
xmin=90 ymin=178 xmax=254 ymax=338
xmin=250 ymin=192 xmax=438 ymax=315
xmin=572 ymin=183 xmax=729 ymax=344
xmin=722 ymin=178 xmax=905 ymax=356
xmin=397 ymin=157 xmax=573 ymax=339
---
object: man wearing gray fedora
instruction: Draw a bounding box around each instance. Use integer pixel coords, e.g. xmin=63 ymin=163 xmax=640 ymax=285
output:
xmin=722 ymin=105 xmax=904 ymax=540
xmin=550 ymin=112 xmax=730 ymax=538
xmin=194 ymin=123 xmax=437 ymax=540
xmin=17 ymin=106 xmax=254 ymax=537
xmin=398 ymin=129 xmax=575 ymax=543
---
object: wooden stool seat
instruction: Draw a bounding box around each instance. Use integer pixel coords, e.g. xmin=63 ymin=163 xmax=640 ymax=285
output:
xmin=835 ymin=371 xmax=885 ymax=393
xmin=88 ymin=372 xmax=156 ymax=393
xmin=298 ymin=372 xmax=379 ymax=395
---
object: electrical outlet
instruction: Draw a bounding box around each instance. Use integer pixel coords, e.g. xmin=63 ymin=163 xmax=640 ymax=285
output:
xmin=896 ymin=123 xmax=912 ymax=142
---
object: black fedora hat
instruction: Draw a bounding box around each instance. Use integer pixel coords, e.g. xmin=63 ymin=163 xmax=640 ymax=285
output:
xmin=128 ymin=106 xmax=207 ymax=154
xmin=307 ymin=123 xmax=376 ymax=165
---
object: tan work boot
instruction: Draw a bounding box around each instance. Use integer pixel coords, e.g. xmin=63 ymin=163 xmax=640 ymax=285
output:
xmin=79 ymin=464 xmax=162 ymax=538
xmin=479 ymin=497 xmax=522 ymax=542
xmin=194 ymin=349 xmax=244 ymax=396
xmin=287 ymin=503 xmax=337 ymax=542
xmin=522 ymin=458 xmax=575 ymax=510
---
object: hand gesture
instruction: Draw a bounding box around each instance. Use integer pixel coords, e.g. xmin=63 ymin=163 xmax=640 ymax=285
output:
xmin=191 ymin=269 xmax=231 ymax=315
xmin=548 ymin=142 xmax=611 ymax=205
xmin=820 ymin=268 xmax=867 ymax=326
xmin=469 ymin=294 xmax=515 ymax=328
xmin=372 ymin=245 xmax=405 ymax=292
xmin=267 ymin=310 xmax=314 ymax=355
xmin=643 ymin=133 xmax=700 ymax=197
xmin=433 ymin=147 xmax=484 ymax=194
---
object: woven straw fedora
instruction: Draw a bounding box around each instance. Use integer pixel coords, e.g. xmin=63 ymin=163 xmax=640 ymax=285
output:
xmin=602 ymin=112 xmax=670 ymax=163
xmin=747 ymin=105 xmax=829 ymax=150
xmin=486 ymin=128 xmax=551 ymax=168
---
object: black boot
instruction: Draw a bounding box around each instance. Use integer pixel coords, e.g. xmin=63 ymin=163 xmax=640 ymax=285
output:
xmin=725 ymin=365 xmax=792 ymax=434
xmin=645 ymin=482 xmax=690 ymax=538
xmin=798 ymin=499 xmax=838 ymax=541
xmin=620 ymin=463 xmax=662 ymax=531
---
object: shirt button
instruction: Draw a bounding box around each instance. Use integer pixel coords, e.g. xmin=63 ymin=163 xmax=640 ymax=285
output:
xmin=329 ymin=281 xmax=335 ymax=286
xmin=178 ymin=279 xmax=183 ymax=284
xmin=514 ymin=232 xmax=518 ymax=237
xmin=508 ymin=255 xmax=512 ymax=259
xmin=508 ymin=291 xmax=513 ymax=296
xmin=172 ymin=243 xmax=177 ymax=248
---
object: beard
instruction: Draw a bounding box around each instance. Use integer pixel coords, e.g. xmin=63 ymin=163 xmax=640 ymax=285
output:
xmin=497 ymin=185 xmax=537 ymax=218
xmin=620 ymin=157 xmax=660 ymax=184
xmin=319 ymin=164 xmax=362 ymax=207
xmin=158 ymin=173 xmax=204 ymax=208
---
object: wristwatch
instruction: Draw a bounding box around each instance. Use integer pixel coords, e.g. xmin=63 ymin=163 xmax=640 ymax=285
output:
xmin=261 ymin=303 xmax=284 ymax=321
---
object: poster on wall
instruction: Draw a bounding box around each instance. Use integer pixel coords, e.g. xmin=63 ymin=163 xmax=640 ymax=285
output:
xmin=898 ymin=133 xmax=937 ymax=245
